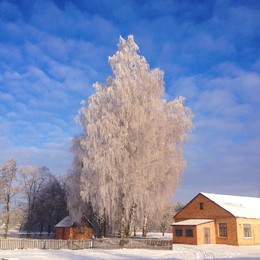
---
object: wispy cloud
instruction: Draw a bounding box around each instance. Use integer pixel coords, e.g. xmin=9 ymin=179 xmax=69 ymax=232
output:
xmin=173 ymin=63 xmax=260 ymax=202
xmin=0 ymin=0 xmax=259 ymax=202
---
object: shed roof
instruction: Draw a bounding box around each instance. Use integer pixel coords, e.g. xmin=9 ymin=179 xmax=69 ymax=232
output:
xmin=201 ymin=192 xmax=260 ymax=219
xmin=55 ymin=216 xmax=73 ymax=228
xmin=55 ymin=216 xmax=94 ymax=228
xmin=171 ymin=219 xmax=213 ymax=226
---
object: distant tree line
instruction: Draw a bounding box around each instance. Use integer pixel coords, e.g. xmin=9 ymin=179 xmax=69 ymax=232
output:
xmin=0 ymin=158 xmax=67 ymax=237
xmin=0 ymin=157 xmax=184 ymax=238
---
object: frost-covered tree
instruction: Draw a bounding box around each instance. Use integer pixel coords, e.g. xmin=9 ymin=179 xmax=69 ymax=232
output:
xmin=66 ymin=147 xmax=103 ymax=236
xmin=70 ymin=35 xmax=192 ymax=237
xmin=66 ymin=167 xmax=85 ymax=224
xmin=0 ymin=158 xmax=20 ymax=238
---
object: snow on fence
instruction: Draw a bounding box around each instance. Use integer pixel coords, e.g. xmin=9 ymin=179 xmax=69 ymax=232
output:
xmin=0 ymin=238 xmax=172 ymax=250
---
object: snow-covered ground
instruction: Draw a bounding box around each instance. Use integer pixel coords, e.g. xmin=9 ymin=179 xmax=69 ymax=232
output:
xmin=1 ymin=244 xmax=260 ymax=259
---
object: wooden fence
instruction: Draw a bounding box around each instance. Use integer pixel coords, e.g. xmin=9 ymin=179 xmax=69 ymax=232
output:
xmin=0 ymin=238 xmax=93 ymax=250
xmin=0 ymin=238 xmax=172 ymax=250
xmin=93 ymin=238 xmax=172 ymax=250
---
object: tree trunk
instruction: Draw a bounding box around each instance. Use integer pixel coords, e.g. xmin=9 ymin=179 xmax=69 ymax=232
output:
xmin=127 ymin=202 xmax=137 ymax=237
xmin=4 ymin=194 xmax=10 ymax=239
xmin=101 ymin=211 xmax=107 ymax=237
xmin=48 ymin=224 xmax=52 ymax=234
xmin=161 ymin=226 xmax=165 ymax=236
xmin=40 ymin=222 xmax=44 ymax=234
xmin=97 ymin=218 xmax=103 ymax=238
xmin=134 ymin=226 xmax=137 ymax=237
xmin=97 ymin=211 xmax=108 ymax=238
xmin=27 ymin=211 xmax=32 ymax=235
xmin=120 ymin=202 xmax=126 ymax=238
xmin=27 ymin=197 xmax=32 ymax=234
xmin=142 ymin=214 xmax=148 ymax=237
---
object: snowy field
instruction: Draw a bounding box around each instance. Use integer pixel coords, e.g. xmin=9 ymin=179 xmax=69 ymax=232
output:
xmin=1 ymin=244 xmax=260 ymax=259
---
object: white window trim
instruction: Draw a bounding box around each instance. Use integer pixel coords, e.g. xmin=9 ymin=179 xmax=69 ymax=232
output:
xmin=243 ymin=223 xmax=252 ymax=238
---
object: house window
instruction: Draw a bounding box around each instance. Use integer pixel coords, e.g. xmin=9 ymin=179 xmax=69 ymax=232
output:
xmin=218 ymin=223 xmax=227 ymax=237
xmin=185 ymin=228 xmax=193 ymax=237
xmin=200 ymin=202 xmax=204 ymax=210
xmin=243 ymin=224 xmax=252 ymax=237
xmin=175 ymin=228 xmax=183 ymax=237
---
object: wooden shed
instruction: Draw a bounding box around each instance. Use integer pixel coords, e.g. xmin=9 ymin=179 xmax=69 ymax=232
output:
xmin=171 ymin=192 xmax=260 ymax=246
xmin=55 ymin=216 xmax=93 ymax=240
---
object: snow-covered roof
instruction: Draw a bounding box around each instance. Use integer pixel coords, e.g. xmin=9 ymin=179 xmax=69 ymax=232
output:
xmin=201 ymin=192 xmax=260 ymax=219
xmin=55 ymin=216 xmax=73 ymax=228
xmin=55 ymin=216 xmax=94 ymax=228
xmin=171 ymin=219 xmax=213 ymax=226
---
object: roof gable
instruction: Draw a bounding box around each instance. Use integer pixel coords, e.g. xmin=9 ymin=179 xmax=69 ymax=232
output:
xmin=201 ymin=192 xmax=260 ymax=219
xmin=55 ymin=216 xmax=73 ymax=228
xmin=173 ymin=192 xmax=233 ymax=219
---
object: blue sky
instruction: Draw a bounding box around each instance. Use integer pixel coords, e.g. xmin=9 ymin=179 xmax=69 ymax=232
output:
xmin=0 ymin=0 xmax=259 ymax=203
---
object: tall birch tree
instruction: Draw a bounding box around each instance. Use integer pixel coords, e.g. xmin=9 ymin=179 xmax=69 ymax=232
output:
xmin=70 ymin=35 xmax=192 ymax=237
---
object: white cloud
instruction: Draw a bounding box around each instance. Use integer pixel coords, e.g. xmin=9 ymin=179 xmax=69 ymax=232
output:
xmin=1 ymin=0 xmax=259 ymax=203
xmin=172 ymin=62 xmax=260 ymax=202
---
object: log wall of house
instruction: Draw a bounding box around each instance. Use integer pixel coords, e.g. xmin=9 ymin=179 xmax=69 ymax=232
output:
xmin=70 ymin=226 xmax=93 ymax=240
xmin=55 ymin=227 xmax=70 ymax=240
xmin=55 ymin=227 xmax=93 ymax=240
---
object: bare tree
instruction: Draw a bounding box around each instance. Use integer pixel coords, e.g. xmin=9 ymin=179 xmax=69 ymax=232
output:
xmin=70 ymin=35 xmax=192 ymax=237
xmin=0 ymin=158 xmax=20 ymax=238
xmin=158 ymin=205 xmax=178 ymax=235
xmin=25 ymin=175 xmax=68 ymax=234
xmin=20 ymin=166 xmax=52 ymax=234
xmin=174 ymin=203 xmax=185 ymax=214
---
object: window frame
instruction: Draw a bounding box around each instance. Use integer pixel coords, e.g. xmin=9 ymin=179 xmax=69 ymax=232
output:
xmin=218 ymin=222 xmax=227 ymax=237
xmin=199 ymin=202 xmax=204 ymax=210
xmin=243 ymin=223 xmax=252 ymax=238
xmin=185 ymin=228 xmax=194 ymax=237
xmin=175 ymin=228 xmax=183 ymax=237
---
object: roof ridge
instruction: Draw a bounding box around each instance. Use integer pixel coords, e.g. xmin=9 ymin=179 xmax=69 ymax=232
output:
xmin=201 ymin=192 xmax=260 ymax=199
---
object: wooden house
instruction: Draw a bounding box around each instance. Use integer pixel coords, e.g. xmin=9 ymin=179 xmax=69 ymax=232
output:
xmin=171 ymin=192 xmax=260 ymax=245
xmin=55 ymin=216 xmax=93 ymax=240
